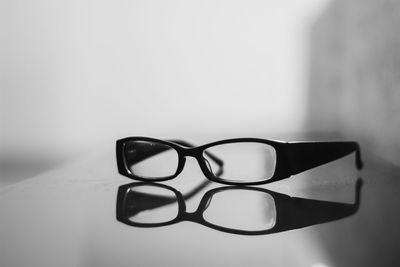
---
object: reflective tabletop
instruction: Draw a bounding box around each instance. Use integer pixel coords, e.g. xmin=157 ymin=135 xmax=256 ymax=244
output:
xmin=1 ymin=145 xmax=400 ymax=267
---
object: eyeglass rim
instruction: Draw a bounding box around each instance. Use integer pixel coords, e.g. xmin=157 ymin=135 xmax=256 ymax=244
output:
xmin=116 ymin=136 xmax=291 ymax=185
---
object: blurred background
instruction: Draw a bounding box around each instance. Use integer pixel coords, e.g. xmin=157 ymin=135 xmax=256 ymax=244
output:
xmin=2 ymin=2 xmax=400 ymax=266
xmin=0 ymin=0 xmax=329 ymax=185
xmin=307 ymin=0 xmax=400 ymax=168
xmin=2 ymin=0 xmax=399 ymax=185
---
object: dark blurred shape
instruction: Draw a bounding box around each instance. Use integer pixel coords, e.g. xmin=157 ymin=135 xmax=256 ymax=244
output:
xmin=307 ymin=0 xmax=400 ymax=166
xmin=116 ymin=179 xmax=362 ymax=235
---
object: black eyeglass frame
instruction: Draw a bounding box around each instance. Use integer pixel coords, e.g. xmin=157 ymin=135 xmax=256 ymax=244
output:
xmin=116 ymin=136 xmax=363 ymax=186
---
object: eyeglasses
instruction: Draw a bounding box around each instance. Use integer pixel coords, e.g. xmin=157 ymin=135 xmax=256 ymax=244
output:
xmin=116 ymin=137 xmax=363 ymax=185
xmin=116 ymin=179 xmax=362 ymax=235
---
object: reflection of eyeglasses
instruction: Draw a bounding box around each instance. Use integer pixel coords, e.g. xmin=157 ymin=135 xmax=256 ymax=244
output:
xmin=116 ymin=179 xmax=362 ymax=235
xmin=116 ymin=137 xmax=363 ymax=185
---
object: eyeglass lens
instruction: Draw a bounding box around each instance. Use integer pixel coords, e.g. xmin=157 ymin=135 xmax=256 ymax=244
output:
xmin=203 ymin=142 xmax=277 ymax=183
xmin=124 ymin=141 xmax=179 ymax=179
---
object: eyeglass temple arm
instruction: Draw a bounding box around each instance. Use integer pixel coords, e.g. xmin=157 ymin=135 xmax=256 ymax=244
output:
xmin=286 ymin=141 xmax=363 ymax=175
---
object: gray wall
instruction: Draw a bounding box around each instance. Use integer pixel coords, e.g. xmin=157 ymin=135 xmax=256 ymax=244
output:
xmin=308 ymin=0 xmax=400 ymax=165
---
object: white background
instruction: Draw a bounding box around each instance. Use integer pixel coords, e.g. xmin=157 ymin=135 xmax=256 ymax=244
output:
xmin=1 ymin=0 xmax=329 ymax=156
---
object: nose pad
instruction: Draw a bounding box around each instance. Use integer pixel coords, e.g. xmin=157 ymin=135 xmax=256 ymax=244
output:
xmin=204 ymin=158 xmax=214 ymax=173
xmin=203 ymin=157 xmax=223 ymax=177
xmin=204 ymin=196 xmax=213 ymax=210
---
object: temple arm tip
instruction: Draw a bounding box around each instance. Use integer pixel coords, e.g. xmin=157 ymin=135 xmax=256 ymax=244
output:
xmin=355 ymin=144 xmax=364 ymax=170
xmin=357 ymin=159 xmax=364 ymax=170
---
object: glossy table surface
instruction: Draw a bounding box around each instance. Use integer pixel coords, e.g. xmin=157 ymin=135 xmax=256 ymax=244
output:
xmin=1 ymin=145 xmax=400 ymax=267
